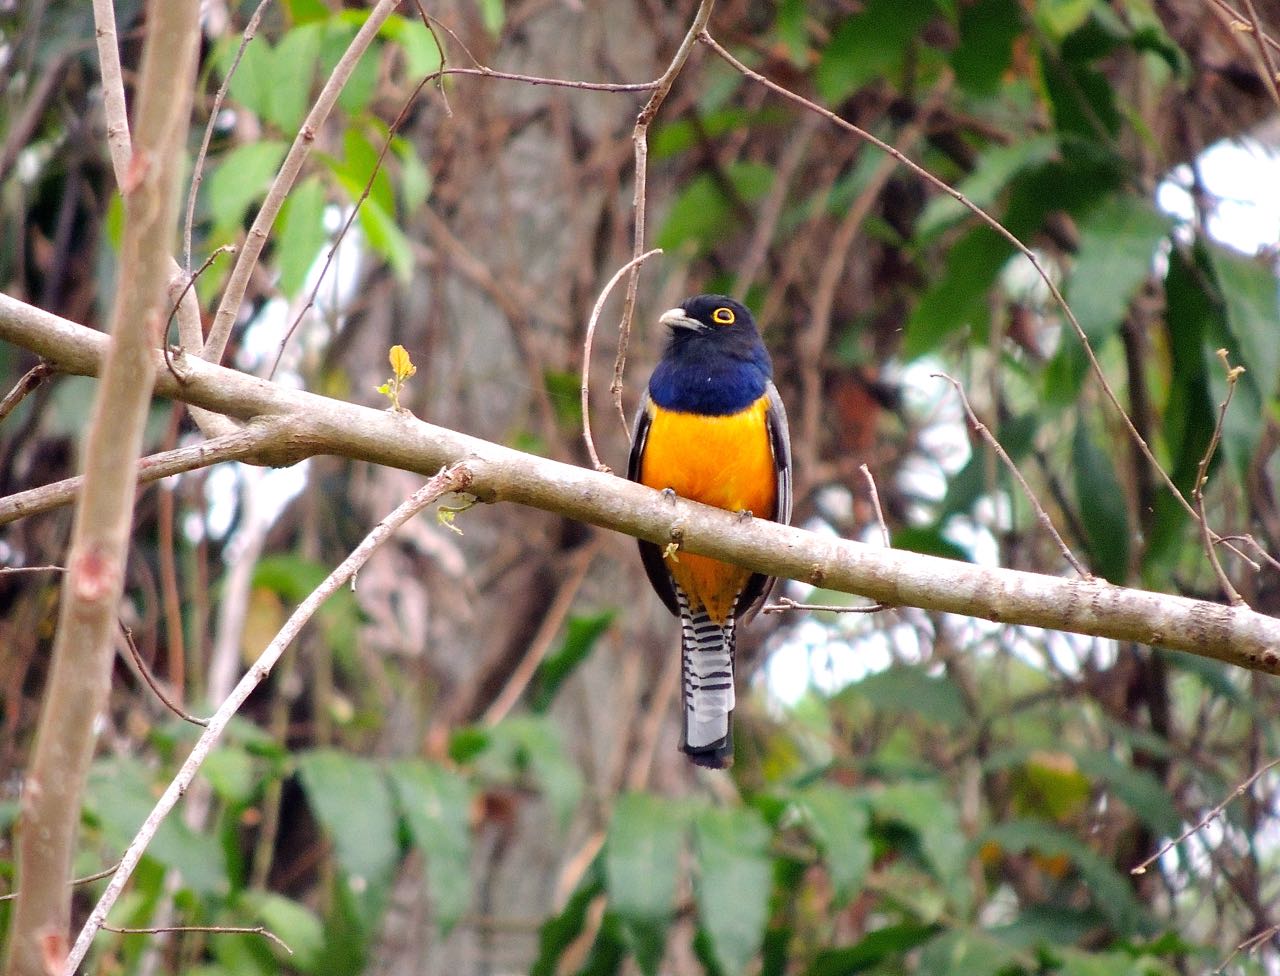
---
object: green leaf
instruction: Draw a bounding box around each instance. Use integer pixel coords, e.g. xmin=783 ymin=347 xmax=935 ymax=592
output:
xmin=606 ymin=793 xmax=686 ymax=974
xmin=1066 ymin=194 xmax=1171 ymax=342
xmin=201 ymin=746 xmax=258 ymax=805
xmin=797 ymin=785 xmax=871 ymax=906
xmin=844 ymin=666 xmax=970 ymax=728
xmin=530 ymin=611 xmax=615 ymax=712
xmin=916 ymin=929 xmax=1024 ymax=976
xmin=979 ymin=819 xmax=1147 ymax=934
xmin=342 ymin=125 xmax=396 ymax=216
xmin=475 ymin=0 xmax=504 ymax=35
xmin=657 ymin=162 xmax=774 ymax=254
xmin=1203 ymin=242 xmax=1280 ymax=474
xmin=874 ymin=781 xmax=970 ymax=911
xmin=277 ymin=176 xmax=328 ymax=297
xmin=694 ymin=807 xmax=773 ymax=976
xmin=239 ymin=892 xmax=326 ymax=972
xmin=1073 ymin=751 xmax=1179 ymax=836
xmin=222 ymin=36 xmax=275 ymax=120
xmin=386 ymin=760 xmax=473 ymax=934
xmin=1043 ymin=54 xmax=1120 ymax=140
xmin=1073 ymin=419 xmax=1130 ymax=584
xmin=1058 ymin=948 xmax=1158 ymax=976
xmin=85 ymin=758 xmax=228 ymax=896
xmin=381 ymin=15 xmax=444 ymax=77
xmin=1037 ymin=0 xmax=1100 ymax=40
xmin=206 ymin=141 xmax=288 ymax=238
xmin=891 ymin=525 xmax=972 ymax=563
xmin=285 ymin=0 xmax=330 ymax=24
xmin=951 ymin=0 xmax=1023 ymax=96
xmin=392 ymin=135 xmax=432 ymax=213
xmin=805 ymin=922 xmax=941 ymax=976
xmin=484 ymin=716 xmax=583 ymax=829
xmin=816 ymin=0 xmax=938 ymax=103
xmin=905 ymin=226 xmax=1013 ymax=358
xmin=268 ymin=24 xmax=322 ymax=131
xmin=775 ymin=0 xmax=809 ymax=65
xmin=652 ymin=108 xmax=785 ymax=161
xmin=917 ymin=135 xmax=1059 ymax=238
xmin=531 ymin=859 xmax=605 ymax=976
xmin=330 ymin=161 xmax=414 ymax=282
xmin=296 ymin=750 xmax=399 ymax=889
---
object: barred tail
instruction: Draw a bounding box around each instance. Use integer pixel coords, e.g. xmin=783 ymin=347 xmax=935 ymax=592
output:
xmin=677 ymin=590 xmax=736 ymax=769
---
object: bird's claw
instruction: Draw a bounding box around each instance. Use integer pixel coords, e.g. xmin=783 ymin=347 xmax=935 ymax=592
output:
xmin=661 ymin=487 xmax=678 ymax=504
xmin=736 ymin=509 xmax=753 ymax=523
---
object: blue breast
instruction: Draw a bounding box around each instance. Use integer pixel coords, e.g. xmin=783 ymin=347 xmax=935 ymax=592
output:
xmin=648 ymin=335 xmax=772 ymax=416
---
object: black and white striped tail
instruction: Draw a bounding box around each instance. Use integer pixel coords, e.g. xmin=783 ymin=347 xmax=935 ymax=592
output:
xmin=677 ymin=590 xmax=737 ymax=768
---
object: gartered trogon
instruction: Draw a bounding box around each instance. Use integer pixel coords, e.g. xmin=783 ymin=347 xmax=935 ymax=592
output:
xmin=628 ymin=295 xmax=792 ymax=768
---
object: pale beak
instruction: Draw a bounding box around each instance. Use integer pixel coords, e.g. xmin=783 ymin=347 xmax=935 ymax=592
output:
xmin=659 ymin=307 xmax=703 ymax=331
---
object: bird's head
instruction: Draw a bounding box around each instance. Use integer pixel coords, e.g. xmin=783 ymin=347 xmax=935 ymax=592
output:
xmin=658 ymin=295 xmax=759 ymax=338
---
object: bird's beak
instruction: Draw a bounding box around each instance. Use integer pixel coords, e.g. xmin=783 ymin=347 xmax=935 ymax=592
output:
xmin=659 ymin=307 xmax=704 ymax=331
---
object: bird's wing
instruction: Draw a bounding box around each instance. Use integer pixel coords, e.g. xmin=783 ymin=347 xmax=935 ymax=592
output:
xmin=628 ymin=393 xmax=681 ymax=617
xmin=736 ymin=381 xmax=792 ymax=616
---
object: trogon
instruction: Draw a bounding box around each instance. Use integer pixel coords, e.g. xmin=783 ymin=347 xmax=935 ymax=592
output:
xmin=628 ymin=295 xmax=792 ymax=768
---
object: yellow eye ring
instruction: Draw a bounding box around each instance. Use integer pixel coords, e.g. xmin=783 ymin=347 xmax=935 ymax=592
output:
xmin=712 ymin=307 xmax=735 ymax=325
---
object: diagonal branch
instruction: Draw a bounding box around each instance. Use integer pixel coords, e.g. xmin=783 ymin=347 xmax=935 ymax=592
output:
xmin=64 ymin=462 xmax=474 ymax=973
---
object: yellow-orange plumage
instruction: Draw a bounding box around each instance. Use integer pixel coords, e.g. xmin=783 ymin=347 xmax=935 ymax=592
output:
xmin=638 ymin=394 xmax=777 ymax=624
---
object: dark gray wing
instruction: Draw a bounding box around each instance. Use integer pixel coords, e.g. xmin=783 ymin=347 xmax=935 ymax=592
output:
xmin=628 ymin=393 xmax=680 ymax=617
xmin=737 ymin=381 xmax=793 ymax=616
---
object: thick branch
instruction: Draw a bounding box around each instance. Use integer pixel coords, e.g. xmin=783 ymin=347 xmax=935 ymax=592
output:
xmin=2 ymin=294 xmax=1279 ymax=675
xmin=3 ymin=1 xmax=201 ymax=974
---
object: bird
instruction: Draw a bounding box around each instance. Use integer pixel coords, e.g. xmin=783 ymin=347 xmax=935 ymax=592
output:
xmin=628 ymin=295 xmax=792 ymax=769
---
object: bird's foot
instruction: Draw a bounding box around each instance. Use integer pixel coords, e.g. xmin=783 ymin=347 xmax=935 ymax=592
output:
xmin=736 ymin=508 xmax=754 ymax=523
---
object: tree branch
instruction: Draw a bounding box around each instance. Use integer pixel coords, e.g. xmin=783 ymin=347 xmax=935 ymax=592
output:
xmin=65 ymin=462 xmax=475 ymax=974
xmin=3 ymin=0 xmax=201 ymax=973
xmin=2 ymin=293 xmax=1278 ymax=676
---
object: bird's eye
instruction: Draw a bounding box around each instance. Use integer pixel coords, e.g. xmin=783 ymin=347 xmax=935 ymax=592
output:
xmin=712 ymin=307 xmax=735 ymax=325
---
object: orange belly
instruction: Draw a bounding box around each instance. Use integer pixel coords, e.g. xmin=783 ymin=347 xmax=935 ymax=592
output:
xmin=639 ymin=395 xmax=778 ymax=623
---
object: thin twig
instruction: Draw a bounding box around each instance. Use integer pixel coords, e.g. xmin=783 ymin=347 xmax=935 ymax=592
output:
xmin=0 ymin=862 xmax=122 ymax=902
xmin=1237 ymin=0 xmax=1280 ymax=109
xmin=90 ymin=0 xmax=132 ymax=181
xmin=119 ymin=625 xmax=208 ymax=727
xmin=699 ymin=31 xmax=1235 ymax=563
xmin=101 ymin=924 xmax=291 ymax=955
xmin=163 ymin=245 xmax=237 ymax=379
xmin=761 ymin=596 xmax=889 ymax=615
xmin=581 ymin=250 xmax=662 ymax=471
xmin=612 ymin=0 xmax=718 ymax=441
xmin=0 ymin=564 xmax=66 ymax=575
xmin=860 ymin=464 xmax=891 ymax=548
xmin=933 ymin=371 xmax=1090 ymax=579
xmin=1217 ymin=922 xmax=1280 ymax=973
xmin=0 ymin=361 xmax=54 ymax=424
xmin=184 ymin=0 xmax=272 ymax=271
xmin=1132 ymin=756 xmax=1280 ymax=876
xmin=64 ymin=462 xmax=474 ymax=973
xmin=1208 ymin=0 xmax=1280 ymax=53
xmin=1193 ymin=350 xmax=1246 ymax=605
xmin=409 ymin=3 xmax=453 ymax=116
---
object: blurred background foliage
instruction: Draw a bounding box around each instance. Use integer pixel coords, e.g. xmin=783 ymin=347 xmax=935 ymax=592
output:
xmin=2 ymin=0 xmax=1280 ymax=973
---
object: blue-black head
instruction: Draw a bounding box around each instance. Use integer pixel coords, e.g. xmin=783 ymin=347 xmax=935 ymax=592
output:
xmin=648 ymin=295 xmax=773 ymax=415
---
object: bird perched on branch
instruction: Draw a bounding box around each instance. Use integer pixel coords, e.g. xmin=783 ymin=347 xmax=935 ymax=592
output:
xmin=628 ymin=295 xmax=792 ymax=768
